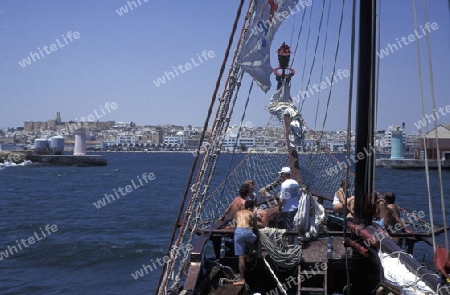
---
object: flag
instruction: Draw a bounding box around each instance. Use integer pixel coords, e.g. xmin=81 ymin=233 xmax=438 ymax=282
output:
xmin=238 ymin=0 xmax=300 ymax=93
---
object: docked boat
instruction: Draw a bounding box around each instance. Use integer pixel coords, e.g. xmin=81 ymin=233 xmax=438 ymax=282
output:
xmin=156 ymin=1 xmax=450 ymax=294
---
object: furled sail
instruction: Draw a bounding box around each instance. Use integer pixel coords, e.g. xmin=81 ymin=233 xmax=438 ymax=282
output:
xmin=294 ymin=190 xmax=325 ymax=241
xmin=378 ymin=250 xmax=436 ymax=294
xmin=268 ymin=79 xmax=305 ymax=145
xmin=238 ymin=0 xmax=300 ymax=92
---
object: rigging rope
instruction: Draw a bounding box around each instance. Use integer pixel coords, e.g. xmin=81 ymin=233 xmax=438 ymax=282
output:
xmin=373 ymin=0 xmax=382 ymax=185
xmin=301 ymin=0 xmax=327 ymax=124
xmin=263 ymin=256 xmax=288 ymax=295
xmin=412 ymin=0 xmax=437 ymax=253
xmin=314 ymin=0 xmax=332 ymax=128
xmin=259 ymin=228 xmax=303 ymax=270
xmin=422 ymin=0 xmax=449 ymax=253
xmin=156 ymin=0 xmax=248 ymax=293
xmin=170 ymin=65 xmax=247 ymax=290
xmin=212 ymin=70 xmax=249 ymax=221
xmin=304 ymin=0 xmax=346 ymax=191
xmin=343 ymin=1 xmax=357 ymax=293
xmin=320 ymin=0 xmax=345 ymax=133
xmin=289 ymin=1 xmax=308 ymax=71
xmin=299 ymin=3 xmax=314 ymax=106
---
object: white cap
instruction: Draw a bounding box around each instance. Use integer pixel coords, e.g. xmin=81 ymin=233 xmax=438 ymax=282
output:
xmin=278 ymin=167 xmax=291 ymax=174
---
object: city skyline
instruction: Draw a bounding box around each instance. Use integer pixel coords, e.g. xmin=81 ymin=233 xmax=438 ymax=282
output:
xmin=3 ymin=109 xmax=443 ymax=134
xmin=0 ymin=1 xmax=448 ymax=133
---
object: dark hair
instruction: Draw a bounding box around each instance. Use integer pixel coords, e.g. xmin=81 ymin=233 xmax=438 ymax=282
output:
xmin=384 ymin=192 xmax=396 ymax=204
xmin=340 ymin=179 xmax=347 ymax=188
xmin=245 ymin=200 xmax=255 ymax=210
xmin=239 ymin=184 xmax=250 ymax=197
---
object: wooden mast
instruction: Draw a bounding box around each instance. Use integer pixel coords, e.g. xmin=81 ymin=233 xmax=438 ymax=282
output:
xmin=351 ymin=1 xmax=379 ymax=292
xmin=353 ymin=0 xmax=377 ymax=227
xmin=352 ymin=1 xmax=444 ymax=293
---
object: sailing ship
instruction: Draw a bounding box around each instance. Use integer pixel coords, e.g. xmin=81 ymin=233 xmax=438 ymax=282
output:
xmin=156 ymin=0 xmax=450 ymax=294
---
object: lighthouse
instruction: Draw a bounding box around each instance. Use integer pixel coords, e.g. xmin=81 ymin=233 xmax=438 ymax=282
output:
xmin=390 ymin=124 xmax=405 ymax=159
xmin=74 ymin=129 xmax=87 ymax=156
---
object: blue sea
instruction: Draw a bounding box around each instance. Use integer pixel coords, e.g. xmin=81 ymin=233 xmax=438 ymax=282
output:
xmin=0 ymin=152 xmax=448 ymax=294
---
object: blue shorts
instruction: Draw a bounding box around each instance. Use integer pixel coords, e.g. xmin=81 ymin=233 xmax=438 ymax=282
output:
xmin=234 ymin=227 xmax=257 ymax=256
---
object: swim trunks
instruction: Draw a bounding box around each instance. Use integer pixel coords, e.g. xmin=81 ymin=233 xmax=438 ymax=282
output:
xmin=234 ymin=227 xmax=257 ymax=256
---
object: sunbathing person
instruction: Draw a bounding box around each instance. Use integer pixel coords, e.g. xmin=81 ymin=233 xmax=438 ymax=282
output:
xmin=375 ymin=192 xmax=411 ymax=235
xmin=332 ymin=179 xmax=354 ymax=215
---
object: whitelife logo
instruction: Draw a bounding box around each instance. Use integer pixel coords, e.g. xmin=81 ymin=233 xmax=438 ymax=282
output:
xmin=93 ymin=172 xmax=155 ymax=209
xmin=18 ymin=31 xmax=81 ymax=68
xmin=0 ymin=224 xmax=58 ymax=261
xmin=376 ymin=22 xmax=439 ymax=59
xmin=152 ymin=50 xmax=215 ymax=87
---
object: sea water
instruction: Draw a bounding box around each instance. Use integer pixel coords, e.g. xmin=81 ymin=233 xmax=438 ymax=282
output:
xmin=0 ymin=152 xmax=448 ymax=294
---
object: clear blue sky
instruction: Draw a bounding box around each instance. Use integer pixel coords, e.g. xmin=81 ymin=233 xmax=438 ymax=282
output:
xmin=0 ymin=0 xmax=448 ymax=132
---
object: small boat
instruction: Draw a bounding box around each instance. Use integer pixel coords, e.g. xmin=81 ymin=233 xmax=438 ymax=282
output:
xmin=20 ymin=160 xmax=33 ymax=166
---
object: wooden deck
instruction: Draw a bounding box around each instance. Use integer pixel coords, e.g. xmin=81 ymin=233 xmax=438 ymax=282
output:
xmin=301 ymin=236 xmax=350 ymax=263
xmin=298 ymin=229 xmax=353 ymax=294
xmin=211 ymin=284 xmax=245 ymax=295
xmin=181 ymin=217 xmax=447 ymax=294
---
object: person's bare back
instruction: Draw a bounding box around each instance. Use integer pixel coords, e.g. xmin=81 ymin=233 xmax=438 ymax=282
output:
xmin=230 ymin=198 xmax=246 ymax=219
xmin=376 ymin=199 xmax=388 ymax=221
xmin=376 ymin=192 xmax=409 ymax=233
xmin=235 ymin=209 xmax=253 ymax=228
xmin=384 ymin=203 xmax=404 ymax=232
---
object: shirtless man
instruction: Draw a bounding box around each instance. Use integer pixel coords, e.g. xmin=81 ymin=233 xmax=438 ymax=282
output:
xmin=233 ymin=200 xmax=257 ymax=286
xmin=219 ymin=184 xmax=249 ymax=221
xmin=375 ymin=192 xmax=410 ymax=234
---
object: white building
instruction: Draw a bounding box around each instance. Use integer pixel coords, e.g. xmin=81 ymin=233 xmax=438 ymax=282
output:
xmin=116 ymin=135 xmax=136 ymax=145
xmin=222 ymin=135 xmax=255 ymax=151
xmin=163 ymin=135 xmax=186 ymax=146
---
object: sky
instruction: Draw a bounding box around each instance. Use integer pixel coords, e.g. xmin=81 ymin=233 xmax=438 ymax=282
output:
xmin=0 ymin=0 xmax=448 ymax=133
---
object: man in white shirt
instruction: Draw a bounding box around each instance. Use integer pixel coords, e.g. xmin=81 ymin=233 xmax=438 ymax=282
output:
xmin=278 ymin=167 xmax=300 ymax=243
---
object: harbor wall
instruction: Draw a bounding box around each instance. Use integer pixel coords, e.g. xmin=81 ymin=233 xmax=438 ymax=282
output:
xmin=376 ymin=158 xmax=450 ymax=169
xmin=26 ymin=155 xmax=106 ymax=166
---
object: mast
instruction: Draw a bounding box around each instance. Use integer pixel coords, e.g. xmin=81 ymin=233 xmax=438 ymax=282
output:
xmin=352 ymin=1 xmax=444 ymax=293
xmin=351 ymin=1 xmax=379 ymax=293
xmin=353 ymin=0 xmax=377 ymax=226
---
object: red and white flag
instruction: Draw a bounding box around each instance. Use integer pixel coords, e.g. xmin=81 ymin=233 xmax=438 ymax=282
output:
xmin=238 ymin=0 xmax=301 ymax=93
